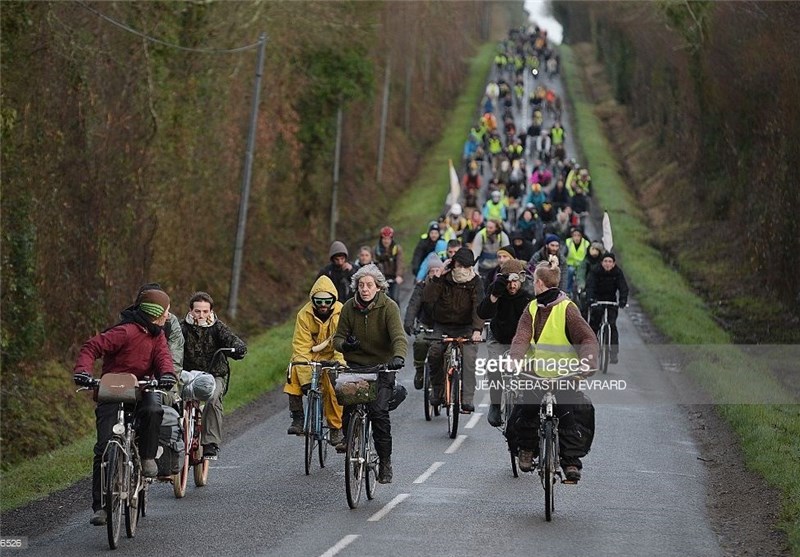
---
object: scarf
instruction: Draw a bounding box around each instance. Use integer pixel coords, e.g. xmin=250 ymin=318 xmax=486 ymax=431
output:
xmin=116 ymin=308 xmax=163 ymax=337
xmin=185 ymin=311 xmax=217 ymax=328
xmin=535 ymin=287 xmax=560 ymax=306
xmin=452 ymin=267 xmax=476 ymax=284
xmin=353 ymin=292 xmax=376 ymax=314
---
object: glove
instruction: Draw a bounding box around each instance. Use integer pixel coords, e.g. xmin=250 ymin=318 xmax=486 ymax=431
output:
xmin=341 ymin=334 xmax=361 ymax=353
xmin=388 ymin=356 xmax=405 ymax=370
xmin=490 ymin=274 xmax=508 ymax=297
xmin=404 ymin=324 xmax=414 ymax=336
xmin=619 ymin=301 xmax=628 ymax=309
xmin=159 ymin=374 xmax=177 ymax=390
xmin=73 ymin=371 xmax=92 ymax=386
xmin=232 ymin=345 xmax=247 ymax=360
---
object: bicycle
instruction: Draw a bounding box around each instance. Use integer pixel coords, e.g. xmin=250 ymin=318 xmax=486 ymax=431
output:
xmin=288 ymin=360 xmax=337 ymax=475
xmin=533 ymin=371 xmax=587 ymax=521
xmin=498 ymin=365 xmax=521 ymax=478
xmin=413 ymin=326 xmax=439 ymax=422
xmin=426 ymin=336 xmax=484 ymax=439
xmin=76 ymin=374 xmax=161 ymax=549
xmin=590 ymin=301 xmax=618 ymax=374
xmin=331 ymin=364 xmax=389 ymax=509
xmin=176 ymin=347 xmax=235 ymax=495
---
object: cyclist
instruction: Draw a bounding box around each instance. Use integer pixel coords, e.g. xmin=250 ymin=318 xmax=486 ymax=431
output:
xmin=423 ymin=247 xmax=484 ymax=413
xmin=354 ymin=246 xmax=374 ymax=270
xmin=72 ymin=288 xmax=176 ymax=526
xmin=318 ymin=241 xmax=356 ymax=302
xmin=373 ymin=226 xmax=404 ymax=303
xmin=508 ymin=259 xmax=598 ymax=481
xmin=586 ymin=253 xmax=629 ymax=364
xmin=529 ymin=234 xmax=568 ymax=292
xmin=285 ymin=275 xmax=345 ymax=445
xmin=510 ymin=230 xmax=536 ymax=263
xmin=404 ymin=255 xmax=444 ymax=389
xmin=481 ymin=245 xmax=516 ymax=295
xmin=472 ymin=218 xmax=511 ymax=284
xmin=564 ymin=227 xmax=591 ymax=296
xmin=181 ymin=291 xmax=247 ymax=460
xmin=477 ymin=259 xmax=533 ymax=426
xmin=411 ymin=221 xmax=442 ymax=277
xmin=333 ymin=264 xmax=407 ymax=483
xmin=443 ymin=203 xmax=468 ymax=242
xmin=526 ymin=182 xmax=547 ymax=213
xmin=482 ymin=190 xmax=507 ymax=223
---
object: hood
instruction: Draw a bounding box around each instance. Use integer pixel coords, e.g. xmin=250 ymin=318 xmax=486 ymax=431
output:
xmin=328 ymin=241 xmax=348 ymax=260
xmin=309 ymin=275 xmax=338 ymax=302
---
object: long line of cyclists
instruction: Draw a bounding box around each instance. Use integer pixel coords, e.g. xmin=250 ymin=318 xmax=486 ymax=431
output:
xmin=71 ymin=23 xmax=631 ymax=536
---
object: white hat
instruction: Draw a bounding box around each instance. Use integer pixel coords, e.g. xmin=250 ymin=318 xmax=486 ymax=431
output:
xmin=450 ymin=203 xmax=463 ymax=216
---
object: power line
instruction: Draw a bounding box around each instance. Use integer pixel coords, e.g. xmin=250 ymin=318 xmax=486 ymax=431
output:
xmin=75 ymin=0 xmax=261 ymax=54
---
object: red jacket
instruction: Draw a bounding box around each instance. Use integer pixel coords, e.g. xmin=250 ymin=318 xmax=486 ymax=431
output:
xmin=74 ymin=323 xmax=174 ymax=380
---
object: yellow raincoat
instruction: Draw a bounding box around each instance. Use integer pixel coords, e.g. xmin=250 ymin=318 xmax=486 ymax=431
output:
xmin=284 ymin=275 xmax=345 ymax=428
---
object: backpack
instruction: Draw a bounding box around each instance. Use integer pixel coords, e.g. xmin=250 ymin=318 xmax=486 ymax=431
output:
xmin=156 ymin=405 xmax=186 ymax=476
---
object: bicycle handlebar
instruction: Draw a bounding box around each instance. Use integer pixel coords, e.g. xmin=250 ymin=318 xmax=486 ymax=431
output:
xmin=74 ymin=377 xmax=160 ymax=392
xmin=589 ymin=301 xmax=619 ymax=308
xmin=423 ymin=336 xmax=485 ymax=344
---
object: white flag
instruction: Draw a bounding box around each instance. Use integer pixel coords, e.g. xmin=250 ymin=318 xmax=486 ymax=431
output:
xmin=602 ymin=211 xmax=614 ymax=253
xmin=446 ymin=159 xmax=461 ymax=207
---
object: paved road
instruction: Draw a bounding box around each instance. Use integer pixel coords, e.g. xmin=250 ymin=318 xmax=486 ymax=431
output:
xmin=23 ymin=55 xmax=724 ymax=557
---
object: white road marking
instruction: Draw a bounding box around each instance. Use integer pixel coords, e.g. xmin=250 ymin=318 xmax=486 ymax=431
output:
xmin=444 ymin=434 xmax=468 ymax=454
xmin=367 ymin=493 xmax=410 ymax=522
xmin=413 ymin=461 xmax=445 ymax=484
xmin=464 ymin=412 xmax=483 ymax=429
xmin=320 ymin=534 xmax=359 ymax=557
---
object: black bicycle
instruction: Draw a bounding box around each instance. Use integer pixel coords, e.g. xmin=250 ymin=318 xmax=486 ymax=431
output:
xmin=590 ymin=301 xmax=618 ymax=374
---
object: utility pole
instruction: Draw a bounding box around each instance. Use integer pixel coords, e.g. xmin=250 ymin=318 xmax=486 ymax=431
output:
xmin=228 ymin=32 xmax=267 ymax=319
xmin=330 ymin=104 xmax=343 ymax=242
xmin=376 ymin=55 xmax=391 ymax=184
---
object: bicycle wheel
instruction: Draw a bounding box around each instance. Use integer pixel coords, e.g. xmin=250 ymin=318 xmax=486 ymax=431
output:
xmin=304 ymin=395 xmax=317 ymax=475
xmin=447 ymin=367 xmax=461 ymax=439
xmin=599 ymin=324 xmax=609 ymax=374
xmin=125 ymin=444 xmax=140 ymax=538
xmin=318 ymin=401 xmax=328 ymax=469
xmin=174 ymin=407 xmax=190 ymax=498
xmin=192 ymin=406 xmax=210 ymax=486
xmin=364 ymin=419 xmax=378 ymax=500
xmin=542 ymin=421 xmax=556 ymax=522
xmin=103 ymin=444 xmax=124 ymax=549
xmin=344 ymin=412 xmax=365 ymax=509
xmin=423 ymin=361 xmax=432 ymax=422
xmin=138 ymin=481 xmax=148 ymax=518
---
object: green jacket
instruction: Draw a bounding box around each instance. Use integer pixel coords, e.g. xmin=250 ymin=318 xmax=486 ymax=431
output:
xmin=333 ymin=291 xmax=408 ymax=367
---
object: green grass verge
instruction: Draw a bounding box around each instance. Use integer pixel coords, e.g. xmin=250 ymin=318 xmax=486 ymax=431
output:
xmin=0 ymin=43 xmax=495 ymax=514
xmin=561 ymin=44 xmax=800 ymax=553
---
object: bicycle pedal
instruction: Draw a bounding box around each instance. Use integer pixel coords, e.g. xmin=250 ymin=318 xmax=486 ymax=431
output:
xmin=561 ymin=479 xmax=578 ymax=485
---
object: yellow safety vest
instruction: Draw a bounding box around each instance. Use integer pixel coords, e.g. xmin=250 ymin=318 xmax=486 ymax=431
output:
xmin=566 ymin=238 xmax=589 ymax=268
xmin=551 ymin=127 xmax=564 ymax=145
xmin=525 ymin=299 xmax=580 ymax=378
xmin=488 ymin=137 xmax=503 ymax=154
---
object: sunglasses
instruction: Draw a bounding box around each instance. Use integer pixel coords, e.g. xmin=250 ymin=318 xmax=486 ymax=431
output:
xmin=311 ymin=297 xmax=335 ymax=308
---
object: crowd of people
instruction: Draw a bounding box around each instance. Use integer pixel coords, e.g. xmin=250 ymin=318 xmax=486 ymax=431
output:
xmin=71 ymin=24 xmax=631 ymax=525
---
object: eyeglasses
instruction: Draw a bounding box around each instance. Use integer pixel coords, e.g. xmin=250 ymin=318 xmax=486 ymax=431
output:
xmin=311 ymin=297 xmax=335 ymax=308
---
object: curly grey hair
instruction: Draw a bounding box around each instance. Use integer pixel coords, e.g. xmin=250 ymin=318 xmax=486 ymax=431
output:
xmin=350 ymin=263 xmax=389 ymax=292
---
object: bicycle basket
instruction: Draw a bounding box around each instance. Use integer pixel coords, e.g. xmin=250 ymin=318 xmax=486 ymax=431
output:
xmin=97 ymin=373 xmax=140 ymax=404
xmin=333 ymin=373 xmax=378 ymax=406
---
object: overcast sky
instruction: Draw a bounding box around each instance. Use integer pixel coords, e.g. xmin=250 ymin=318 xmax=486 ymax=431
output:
xmin=524 ymin=0 xmax=563 ymax=44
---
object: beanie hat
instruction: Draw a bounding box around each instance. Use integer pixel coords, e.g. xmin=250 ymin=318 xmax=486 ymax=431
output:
xmin=603 ymin=252 xmax=616 ymax=261
xmin=500 ymin=259 xmax=526 ymax=275
xmin=497 ymin=246 xmax=516 ymax=259
xmin=545 ymin=234 xmax=560 ymax=245
xmin=138 ymin=289 xmax=170 ymax=320
xmin=426 ymin=254 xmax=445 ymax=271
xmin=590 ymin=241 xmax=604 ymax=253
xmin=428 ymin=221 xmax=440 ymax=233
xmin=452 ymin=247 xmax=475 ymax=268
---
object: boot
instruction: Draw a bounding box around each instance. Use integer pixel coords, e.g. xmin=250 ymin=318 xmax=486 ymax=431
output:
xmin=413 ymin=367 xmax=424 ymax=390
xmin=287 ymin=411 xmax=304 ymax=435
xmin=378 ymin=457 xmax=393 ymax=484
xmin=487 ymin=403 xmax=502 ymax=427
xmin=287 ymin=395 xmax=304 ymax=435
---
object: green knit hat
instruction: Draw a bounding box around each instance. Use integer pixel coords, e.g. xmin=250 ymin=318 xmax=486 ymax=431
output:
xmin=138 ymin=289 xmax=170 ymax=320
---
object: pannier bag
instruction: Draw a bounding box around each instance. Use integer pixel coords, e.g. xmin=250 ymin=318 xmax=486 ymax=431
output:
xmin=180 ymin=370 xmax=216 ymax=402
xmin=156 ymin=405 xmax=186 ymax=476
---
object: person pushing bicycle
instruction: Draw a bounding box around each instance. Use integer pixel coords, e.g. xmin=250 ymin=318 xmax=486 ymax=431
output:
xmin=285 ymin=275 xmax=345 ymax=446
xmin=508 ymin=259 xmax=598 ymax=482
xmin=72 ymin=288 xmax=177 ymax=526
xmin=333 ymin=264 xmax=407 ymax=484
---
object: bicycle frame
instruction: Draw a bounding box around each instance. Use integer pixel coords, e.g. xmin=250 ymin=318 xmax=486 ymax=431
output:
xmin=100 ymin=406 xmax=134 ymax=510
